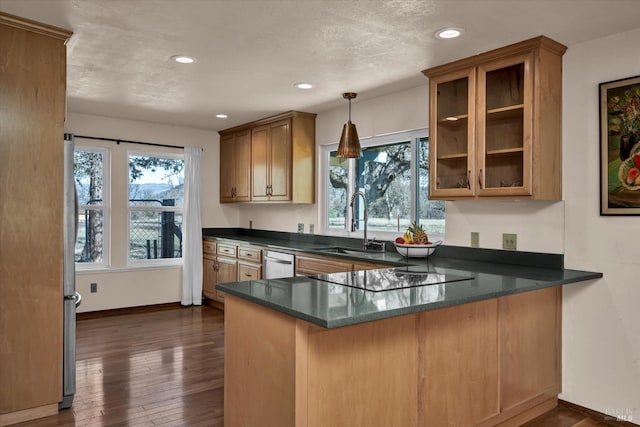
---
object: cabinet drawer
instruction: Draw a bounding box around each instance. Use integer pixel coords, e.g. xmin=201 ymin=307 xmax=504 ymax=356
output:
xmin=203 ymin=240 xmax=216 ymax=255
xmin=296 ymin=255 xmax=352 ymax=275
xmin=217 ymin=243 xmax=237 ymax=257
xmin=238 ymin=262 xmax=261 ymax=281
xmin=238 ymin=246 xmax=262 ymax=263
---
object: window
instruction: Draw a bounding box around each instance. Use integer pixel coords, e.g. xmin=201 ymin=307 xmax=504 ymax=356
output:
xmin=128 ymin=153 xmax=184 ymax=262
xmin=324 ymin=130 xmax=445 ymax=239
xmin=74 ymin=148 xmax=108 ymax=265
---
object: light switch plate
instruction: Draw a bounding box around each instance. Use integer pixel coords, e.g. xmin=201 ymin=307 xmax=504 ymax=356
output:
xmin=297 ymin=223 xmax=304 ymax=233
xmin=471 ymin=232 xmax=479 ymax=248
xmin=502 ymin=233 xmax=517 ymax=250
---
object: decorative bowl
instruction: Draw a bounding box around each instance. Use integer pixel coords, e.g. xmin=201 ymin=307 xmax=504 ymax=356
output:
xmin=618 ymin=142 xmax=640 ymax=191
xmin=394 ymin=240 xmax=442 ymax=258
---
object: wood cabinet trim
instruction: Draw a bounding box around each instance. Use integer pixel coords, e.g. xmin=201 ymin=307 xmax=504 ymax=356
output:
xmin=422 ymin=35 xmax=566 ymax=78
xmin=219 ymin=110 xmax=317 ymax=135
xmin=0 ymin=12 xmax=72 ymax=40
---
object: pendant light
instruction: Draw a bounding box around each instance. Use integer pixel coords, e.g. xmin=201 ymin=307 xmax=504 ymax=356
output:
xmin=336 ymin=92 xmax=361 ymax=158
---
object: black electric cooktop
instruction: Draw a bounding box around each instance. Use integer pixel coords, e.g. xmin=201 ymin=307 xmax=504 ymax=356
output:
xmin=311 ymin=265 xmax=472 ymax=292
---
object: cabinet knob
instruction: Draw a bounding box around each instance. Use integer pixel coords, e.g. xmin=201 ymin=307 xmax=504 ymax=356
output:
xmin=467 ymin=170 xmax=471 ymax=190
xmin=478 ymin=169 xmax=483 ymax=189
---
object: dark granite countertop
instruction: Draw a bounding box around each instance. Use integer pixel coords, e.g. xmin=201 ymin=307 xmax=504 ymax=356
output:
xmin=206 ymin=228 xmax=603 ymax=328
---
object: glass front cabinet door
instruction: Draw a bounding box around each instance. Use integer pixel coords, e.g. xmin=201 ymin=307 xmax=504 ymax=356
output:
xmin=424 ymin=36 xmax=566 ymax=201
xmin=476 ymin=54 xmax=532 ymax=197
xmin=429 ymin=68 xmax=476 ymax=198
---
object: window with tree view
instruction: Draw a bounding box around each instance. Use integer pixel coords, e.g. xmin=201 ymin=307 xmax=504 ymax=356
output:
xmin=128 ymin=154 xmax=184 ymax=261
xmin=325 ymin=130 xmax=445 ymax=238
xmin=74 ymin=148 xmax=108 ymax=264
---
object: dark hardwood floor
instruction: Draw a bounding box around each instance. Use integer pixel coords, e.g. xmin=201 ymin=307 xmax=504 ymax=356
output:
xmin=18 ymin=306 xmax=224 ymax=427
xmin=15 ymin=305 xmax=615 ymax=426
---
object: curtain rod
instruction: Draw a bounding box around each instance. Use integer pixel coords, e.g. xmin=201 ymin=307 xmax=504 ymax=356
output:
xmin=74 ymin=134 xmax=202 ymax=151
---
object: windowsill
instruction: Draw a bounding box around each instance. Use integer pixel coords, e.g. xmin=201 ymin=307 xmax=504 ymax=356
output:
xmin=75 ymin=262 xmax=183 ymax=274
xmin=323 ymin=229 xmax=445 ymax=243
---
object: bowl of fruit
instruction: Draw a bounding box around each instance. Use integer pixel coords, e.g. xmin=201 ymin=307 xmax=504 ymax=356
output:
xmin=394 ymin=223 xmax=442 ymax=258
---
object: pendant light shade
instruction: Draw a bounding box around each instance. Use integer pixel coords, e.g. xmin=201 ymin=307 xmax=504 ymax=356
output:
xmin=336 ymin=92 xmax=361 ymax=158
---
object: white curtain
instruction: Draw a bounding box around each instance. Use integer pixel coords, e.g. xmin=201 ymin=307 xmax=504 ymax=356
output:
xmin=181 ymin=147 xmax=203 ymax=305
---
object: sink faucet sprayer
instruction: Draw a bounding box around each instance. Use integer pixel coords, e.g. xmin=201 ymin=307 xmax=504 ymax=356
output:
xmin=349 ymin=191 xmax=385 ymax=252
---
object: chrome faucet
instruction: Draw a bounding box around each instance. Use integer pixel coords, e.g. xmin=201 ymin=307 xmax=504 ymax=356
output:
xmin=349 ymin=191 xmax=385 ymax=252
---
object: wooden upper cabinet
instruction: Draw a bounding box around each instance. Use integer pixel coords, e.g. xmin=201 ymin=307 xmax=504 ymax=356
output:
xmin=219 ymin=130 xmax=251 ymax=202
xmin=423 ymin=36 xmax=566 ymax=200
xmin=219 ymin=111 xmax=316 ymax=204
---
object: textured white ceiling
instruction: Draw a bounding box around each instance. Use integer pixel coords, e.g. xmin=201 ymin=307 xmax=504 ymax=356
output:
xmin=1 ymin=0 xmax=639 ymax=130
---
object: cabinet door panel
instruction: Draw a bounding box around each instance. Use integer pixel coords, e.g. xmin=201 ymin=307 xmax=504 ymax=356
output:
xmin=477 ymin=54 xmax=532 ymax=197
xmin=219 ymin=134 xmax=235 ymax=202
xmin=234 ymin=131 xmax=252 ymax=201
xmin=251 ymin=125 xmax=269 ymax=201
xmin=215 ymin=257 xmax=238 ymax=302
xmin=203 ymin=255 xmax=217 ymax=299
xmin=429 ymin=69 xmax=476 ymax=198
xmin=268 ymin=120 xmax=291 ymax=200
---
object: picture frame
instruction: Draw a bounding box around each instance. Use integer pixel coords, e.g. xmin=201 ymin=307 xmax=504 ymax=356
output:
xmin=600 ymin=75 xmax=640 ymax=215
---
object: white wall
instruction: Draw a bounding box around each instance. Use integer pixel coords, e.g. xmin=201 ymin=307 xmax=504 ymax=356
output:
xmin=561 ymin=28 xmax=640 ymax=420
xmin=66 ymin=113 xmax=238 ymax=312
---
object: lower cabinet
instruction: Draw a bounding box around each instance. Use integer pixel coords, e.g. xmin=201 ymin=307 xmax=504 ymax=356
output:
xmin=224 ymin=286 xmax=561 ymax=426
xmin=202 ymin=239 xmax=263 ymax=306
xmin=204 ymin=239 xmax=392 ymax=306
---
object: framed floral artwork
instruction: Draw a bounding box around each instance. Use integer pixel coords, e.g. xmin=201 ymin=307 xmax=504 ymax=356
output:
xmin=600 ymin=75 xmax=640 ymax=215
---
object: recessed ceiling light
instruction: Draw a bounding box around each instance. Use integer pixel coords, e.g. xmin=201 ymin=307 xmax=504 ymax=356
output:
xmin=216 ymin=114 xmax=228 ymax=119
xmin=171 ymin=55 xmax=197 ymax=64
xmin=435 ymin=27 xmax=464 ymax=40
xmin=294 ymin=82 xmax=313 ymax=90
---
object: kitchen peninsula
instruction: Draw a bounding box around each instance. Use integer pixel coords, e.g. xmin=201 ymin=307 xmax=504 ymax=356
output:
xmin=212 ymin=230 xmax=602 ymax=427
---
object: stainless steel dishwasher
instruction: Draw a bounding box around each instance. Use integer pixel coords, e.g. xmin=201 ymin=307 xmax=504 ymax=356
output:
xmin=263 ymin=250 xmax=295 ymax=279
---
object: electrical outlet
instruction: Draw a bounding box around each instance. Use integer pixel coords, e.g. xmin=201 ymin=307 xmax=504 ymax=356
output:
xmin=502 ymin=233 xmax=517 ymax=250
xmin=309 ymin=224 xmax=314 ymax=234
xmin=90 ymin=282 xmax=98 ymax=293
xmin=471 ymin=232 xmax=480 ymax=248
xmin=297 ymin=223 xmax=304 ymax=233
